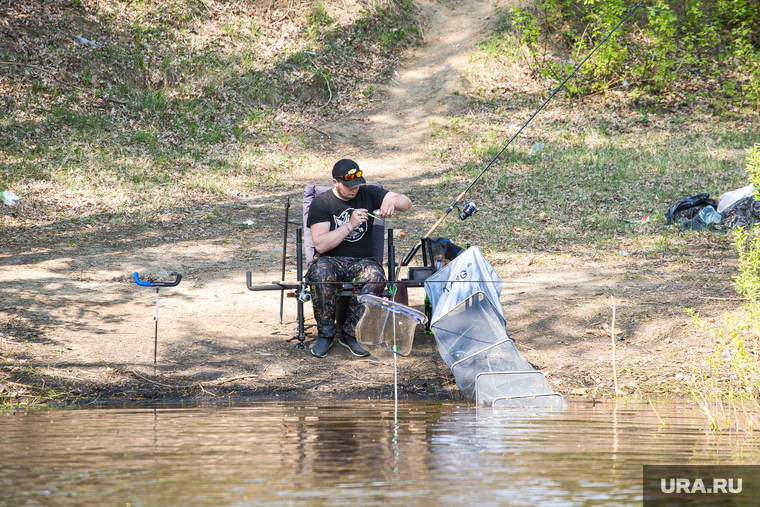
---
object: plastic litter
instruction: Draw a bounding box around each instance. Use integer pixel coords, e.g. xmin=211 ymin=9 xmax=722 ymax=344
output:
xmin=2 ymin=190 xmax=20 ymax=206
xmin=77 ymin=36 xmax=100 ymax=47
xmin=683 ymin=206 xmax=720 ymax=232
xmin=665 ymin=188 xmax=760 ymax=231
xmin=722 ymin=196 xmax=760 ymax=229
xmin=697 ymin=205 xmax=722 ymax=224
xmin=681 ymin=205 xmax=723 ymax=232
xmin=717 ymin=184 xmax=754 ymax=213
xmin=665 ymin=193 xmax=718 ymax=225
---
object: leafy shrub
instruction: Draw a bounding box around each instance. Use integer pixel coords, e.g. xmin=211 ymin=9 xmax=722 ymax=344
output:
xmin=689 ymin=145 xmax=760 ymax=431
xmin=508 ymin=0 xmax=760 ymax=111
xmin=734 ymin=144 xmax=760 ymax=313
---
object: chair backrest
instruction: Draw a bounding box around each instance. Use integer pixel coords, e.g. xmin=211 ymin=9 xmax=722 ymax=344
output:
xmin=303 ymin=184 xmax=385 ymax=268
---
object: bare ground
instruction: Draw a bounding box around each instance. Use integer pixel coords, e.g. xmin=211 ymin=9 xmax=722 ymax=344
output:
xmin=0 ymin=0 xmax=742 ymax=405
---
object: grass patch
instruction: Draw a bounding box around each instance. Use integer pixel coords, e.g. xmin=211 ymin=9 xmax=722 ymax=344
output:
xmin=0 ymin=0 xmax=420 ymax=226
xmin=419 ymin=66 xmax=760 ymax=254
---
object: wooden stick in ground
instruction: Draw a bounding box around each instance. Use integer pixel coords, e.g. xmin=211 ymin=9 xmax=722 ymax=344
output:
xmin=607 ymin=295 xmax=620 ymax=397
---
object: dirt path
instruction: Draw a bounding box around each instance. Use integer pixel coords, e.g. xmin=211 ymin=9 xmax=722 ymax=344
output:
xmin=320 ymin=0 xmax=495 ymax=187
xmin=0 ymin=0 xmax=738 ymax=404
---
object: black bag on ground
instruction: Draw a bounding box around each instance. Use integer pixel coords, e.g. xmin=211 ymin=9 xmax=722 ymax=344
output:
xmin=722 ymin=196 xmax=760 ymax=228
xmin=665 ymin=194 xmax=719 ymax=225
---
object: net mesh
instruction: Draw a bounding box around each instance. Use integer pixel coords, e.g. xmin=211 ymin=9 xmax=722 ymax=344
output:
xmin=475 ymin=372 xmax=555 ymax=407
xmin=430 ymin=292 xmax=566 ymax=408
xmin=449 ymin=344 xmax=533 ymax=400
xmin=492 ymin=394 xmax=568 ymax=411
xmin=424 ymin=247 xmax=566 ymax=409
xmin=431 ymin=293 xmax=514 ymax=368
xmin=356 ymin=295 xmax=426 ymax=356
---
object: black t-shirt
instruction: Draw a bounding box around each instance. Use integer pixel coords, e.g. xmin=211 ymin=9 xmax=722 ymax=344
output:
xmin=307 ymin=185 xmax=389 ymax=257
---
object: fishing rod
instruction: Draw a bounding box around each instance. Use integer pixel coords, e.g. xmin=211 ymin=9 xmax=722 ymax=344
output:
xmin=251 ymin=279 xmax=518 ymax=286
xmin=401 ymin=0 xmax=647 ymax=267
xmin=246 ymin=276 xmax=530 ymax=309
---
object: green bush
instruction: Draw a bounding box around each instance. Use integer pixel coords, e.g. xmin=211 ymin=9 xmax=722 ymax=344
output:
xmin=734 ymin=144 xmax=760 ymax=315
xmin=508 ymin=0 xmax=760 ymax=110
xmin=688 ymin=145 xmax=760 ymax=431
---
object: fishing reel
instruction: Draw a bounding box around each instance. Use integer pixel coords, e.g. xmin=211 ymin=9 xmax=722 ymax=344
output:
xmin=457 ymin=201 xmax=478 ymax=221
xmin=286 ymin=286 xmax=311 ymax=303
xmin=295 ymin=286 xmax=311 ymax=303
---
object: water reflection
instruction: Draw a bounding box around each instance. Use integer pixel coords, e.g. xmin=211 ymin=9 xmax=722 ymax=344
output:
xmin=1 ymin=401 xmax=759 ymax=506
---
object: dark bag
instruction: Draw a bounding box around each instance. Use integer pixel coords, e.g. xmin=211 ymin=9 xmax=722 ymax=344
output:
xmin=424 ymin=237 xmax=465 ymax=265
xmin=665 ymin=194 xmax=718 ymax=225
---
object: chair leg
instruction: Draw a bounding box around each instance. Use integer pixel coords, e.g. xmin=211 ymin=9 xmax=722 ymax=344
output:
xmin=335 ymin=294 xmax=351 ymax=331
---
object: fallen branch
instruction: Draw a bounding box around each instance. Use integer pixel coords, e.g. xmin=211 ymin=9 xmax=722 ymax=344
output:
xmin=127 ymin=369 xmax=183 ymax=388
xmin=1 ymin=379 xmax=32 ymax=390
xmin=319 ymin=78 xmax=333 ymax=111
xmin=308 ymin=124 xmax=331 ymax=139
xmin=129 ymin=369 xmax=260 ymax=388
xmin=274 ymin=0 xmax=295 ymax=22
xmin=208 ymin=374 xmax=258 ymax=385
xmin=344 ymin=370 xmax=372 ymax=386
xmin=0 ymin=61 xmax=127 ymax=105
xmin=198 ymin=384 xmax=217 ymax=396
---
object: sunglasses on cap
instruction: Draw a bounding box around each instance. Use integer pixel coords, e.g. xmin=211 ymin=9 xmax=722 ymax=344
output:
xmin=340 ymin=169 xmax=362 ymax=181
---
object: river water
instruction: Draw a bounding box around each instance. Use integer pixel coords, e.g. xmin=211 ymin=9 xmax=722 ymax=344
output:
xmin=1 ymin=400 xmax=759 ymax=506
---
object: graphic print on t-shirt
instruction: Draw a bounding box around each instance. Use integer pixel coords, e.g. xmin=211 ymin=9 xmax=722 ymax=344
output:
xmin=334 ymin=208 xmax=366 ymax=242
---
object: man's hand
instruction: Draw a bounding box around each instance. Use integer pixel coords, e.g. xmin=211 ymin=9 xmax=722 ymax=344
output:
xmin=377 ymin=198 xmax=396 ymax=218
xmin=352 ymin=208 xmax=370 ymax=227
xmin=378 ymin=192 xmax=412 ymax=218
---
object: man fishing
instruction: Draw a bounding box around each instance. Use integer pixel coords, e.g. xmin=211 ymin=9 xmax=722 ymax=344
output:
xmin=306 ymin=159 xmax=412 ymax=358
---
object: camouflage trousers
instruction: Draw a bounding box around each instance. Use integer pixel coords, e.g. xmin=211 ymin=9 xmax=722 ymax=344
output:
xmin=306 ymin=256 xmax=386 ymax=340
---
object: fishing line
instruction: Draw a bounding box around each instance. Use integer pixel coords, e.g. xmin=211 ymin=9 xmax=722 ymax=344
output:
xmin=402 ymin=0 xmax=647 ymax=266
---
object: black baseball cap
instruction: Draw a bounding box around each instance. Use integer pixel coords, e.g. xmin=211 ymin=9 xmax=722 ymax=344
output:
xmin=332 ymin=159 xmax=366 ymax=188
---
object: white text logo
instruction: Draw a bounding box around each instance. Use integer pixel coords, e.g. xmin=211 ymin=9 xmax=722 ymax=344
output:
xmin=660 ymin=478 xmax=742 ymax=494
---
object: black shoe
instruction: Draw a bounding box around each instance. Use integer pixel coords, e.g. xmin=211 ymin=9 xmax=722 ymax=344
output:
xmin=339 ymin=334 xmax=370 ymax=357
xmin=311 ymin=337 xmax=333 ymax=358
